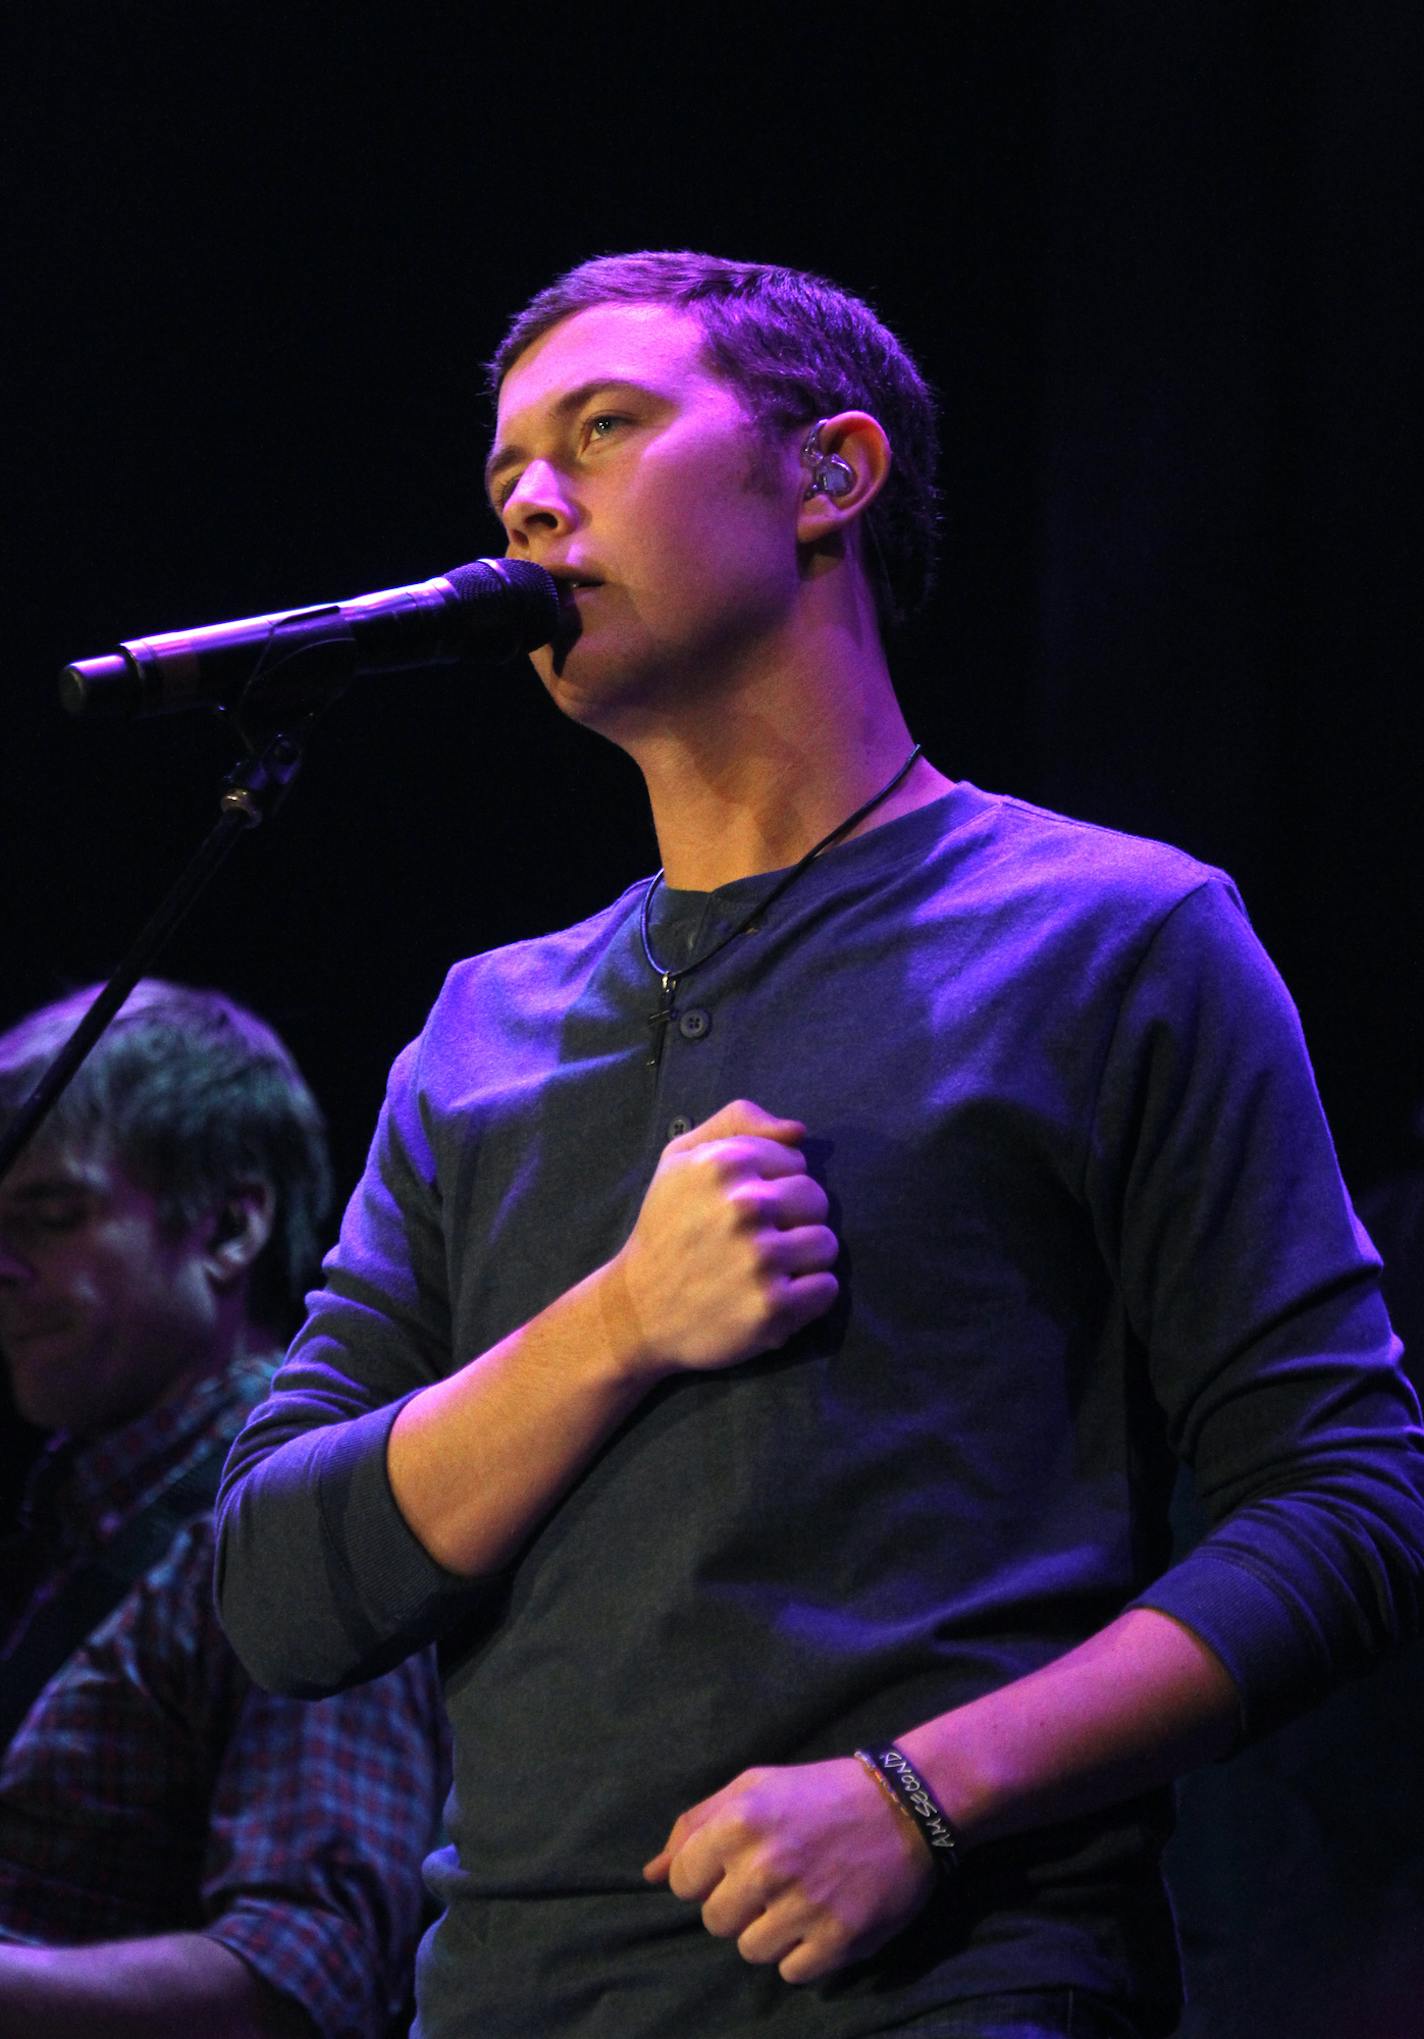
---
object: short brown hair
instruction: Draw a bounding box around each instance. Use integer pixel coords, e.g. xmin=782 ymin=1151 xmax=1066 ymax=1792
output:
xmin=488 ymin=251 xmax=940 ymax=636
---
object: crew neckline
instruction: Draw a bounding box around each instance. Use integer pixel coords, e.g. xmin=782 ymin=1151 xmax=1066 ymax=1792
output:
xmin=652 ymin=781 xmax=993 ymax=913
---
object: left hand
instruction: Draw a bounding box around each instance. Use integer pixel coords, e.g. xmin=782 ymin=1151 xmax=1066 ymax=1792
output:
xmin=642 ymin=1755 xmax=936 ymax=1984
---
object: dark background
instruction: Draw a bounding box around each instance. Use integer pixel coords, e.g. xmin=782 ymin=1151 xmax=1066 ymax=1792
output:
xmin=6 ymin=5 xmax=1419 ymax=1204
xmin=2 ymin=6 xmax=1421 ymax=2029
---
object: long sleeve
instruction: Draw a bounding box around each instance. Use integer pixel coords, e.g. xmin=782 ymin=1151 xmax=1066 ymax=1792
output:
xmin=215 ymin=1036 xmax=482 ymax=1695
xmin=1092 ymin=881 xmax=1424 ymax=1732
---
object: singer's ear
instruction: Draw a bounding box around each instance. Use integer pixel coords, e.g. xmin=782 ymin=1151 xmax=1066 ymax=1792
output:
xmin=794 ymin=411 xmax=892 ymax=545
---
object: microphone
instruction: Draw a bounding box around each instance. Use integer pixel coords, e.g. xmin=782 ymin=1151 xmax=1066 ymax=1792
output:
xmin=59 ymin=558 xmax=560 ymax=720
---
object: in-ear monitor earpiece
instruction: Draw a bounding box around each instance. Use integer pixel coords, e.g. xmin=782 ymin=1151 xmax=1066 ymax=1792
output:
xmin=802 ymin=419 xmax=855 ymax=500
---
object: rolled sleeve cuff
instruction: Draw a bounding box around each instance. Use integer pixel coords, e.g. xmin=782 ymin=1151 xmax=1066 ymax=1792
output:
xmin=208 ymin=1901 xmax=399 ymax=2039
xmin=1130 ymin=1537 xmax=1336 ymax=1743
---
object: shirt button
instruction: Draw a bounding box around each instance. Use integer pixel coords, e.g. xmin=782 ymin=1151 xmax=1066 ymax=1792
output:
xmin=666 ymin=1114 xmax=693 ymax=1139
xmin=677 ymin=1007 xmax=711 ymax=1040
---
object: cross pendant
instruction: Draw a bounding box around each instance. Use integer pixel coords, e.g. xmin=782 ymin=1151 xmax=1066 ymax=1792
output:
xmin=647 ymin=972 xmax=678 ymax=1067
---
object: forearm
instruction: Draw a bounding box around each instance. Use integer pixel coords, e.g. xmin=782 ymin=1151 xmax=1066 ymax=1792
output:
xmin=222 ymin=1100 xmax=836 ymax=1680
xmin=388 ymin=1101 xmax=839 ymax=1577
xmin=0 ymin=1934 xmax=312 ymax=2039
xmin=388 ymin=1257 xmax=653 ymax=1575
xmin=899 ymin=1606 xmax=1241 ymax=1849
xmin=647 ymin=1608 xmax=1241 ymax=1984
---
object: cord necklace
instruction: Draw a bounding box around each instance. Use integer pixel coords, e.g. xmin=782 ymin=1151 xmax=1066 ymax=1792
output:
xmin=638 ymin=742 xmax=923 ymax=1067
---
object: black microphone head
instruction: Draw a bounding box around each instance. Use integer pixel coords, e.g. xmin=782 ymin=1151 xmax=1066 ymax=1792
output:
xmin=444 ymin=558 xmax=559 ymax=657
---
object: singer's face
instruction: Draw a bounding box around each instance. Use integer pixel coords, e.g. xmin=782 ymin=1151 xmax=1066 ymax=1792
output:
xmin=0 ymin=1137 xmax=222 ymax=1434
xmin=489 ymin=302 xmax=803 ymax=731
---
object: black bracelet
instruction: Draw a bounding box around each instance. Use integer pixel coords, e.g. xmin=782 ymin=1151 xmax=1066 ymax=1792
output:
xmin=854 ymin=1743 xmax=962 ymax=1881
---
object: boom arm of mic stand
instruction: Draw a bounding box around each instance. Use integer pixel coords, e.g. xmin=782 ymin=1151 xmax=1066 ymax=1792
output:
xmin=0 ymin=725 xmax=312 ymax=1186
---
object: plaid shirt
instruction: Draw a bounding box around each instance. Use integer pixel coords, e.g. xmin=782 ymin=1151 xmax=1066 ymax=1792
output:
xmin=0 ymin=1354 xmax=446 ymax=2039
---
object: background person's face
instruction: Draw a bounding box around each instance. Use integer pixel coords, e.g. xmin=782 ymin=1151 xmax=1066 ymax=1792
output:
xmin=0 ymin=1137 xmax=220 ymax=1433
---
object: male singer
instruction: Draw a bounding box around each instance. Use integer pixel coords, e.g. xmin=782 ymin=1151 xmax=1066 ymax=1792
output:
xmin=216 ymin=253 xmax=1424 ymax=2039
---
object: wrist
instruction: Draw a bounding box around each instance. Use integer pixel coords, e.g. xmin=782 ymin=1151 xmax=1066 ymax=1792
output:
xmin=853 ymin=1743 xmax=963 ymax=1882
xmin=590 ymin=1252 xmax=670 ymax=1389
xmin=895 ymin=1718 xmax=997 ymax=1849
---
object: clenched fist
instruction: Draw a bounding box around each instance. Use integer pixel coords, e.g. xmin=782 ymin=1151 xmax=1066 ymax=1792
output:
xmin=608 ymin=1098 xmax=840 ymax=1382
xmin=643 ymin=1755 xmax=935 ymax=1983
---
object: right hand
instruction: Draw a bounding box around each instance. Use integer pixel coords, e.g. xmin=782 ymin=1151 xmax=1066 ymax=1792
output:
xmin=607 ymin=1099 xmax=839 ymax=1381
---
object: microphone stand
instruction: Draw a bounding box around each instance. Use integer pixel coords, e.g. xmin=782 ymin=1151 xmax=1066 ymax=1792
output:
xmin=0 ymin=702 xmax=324 ymax=1187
